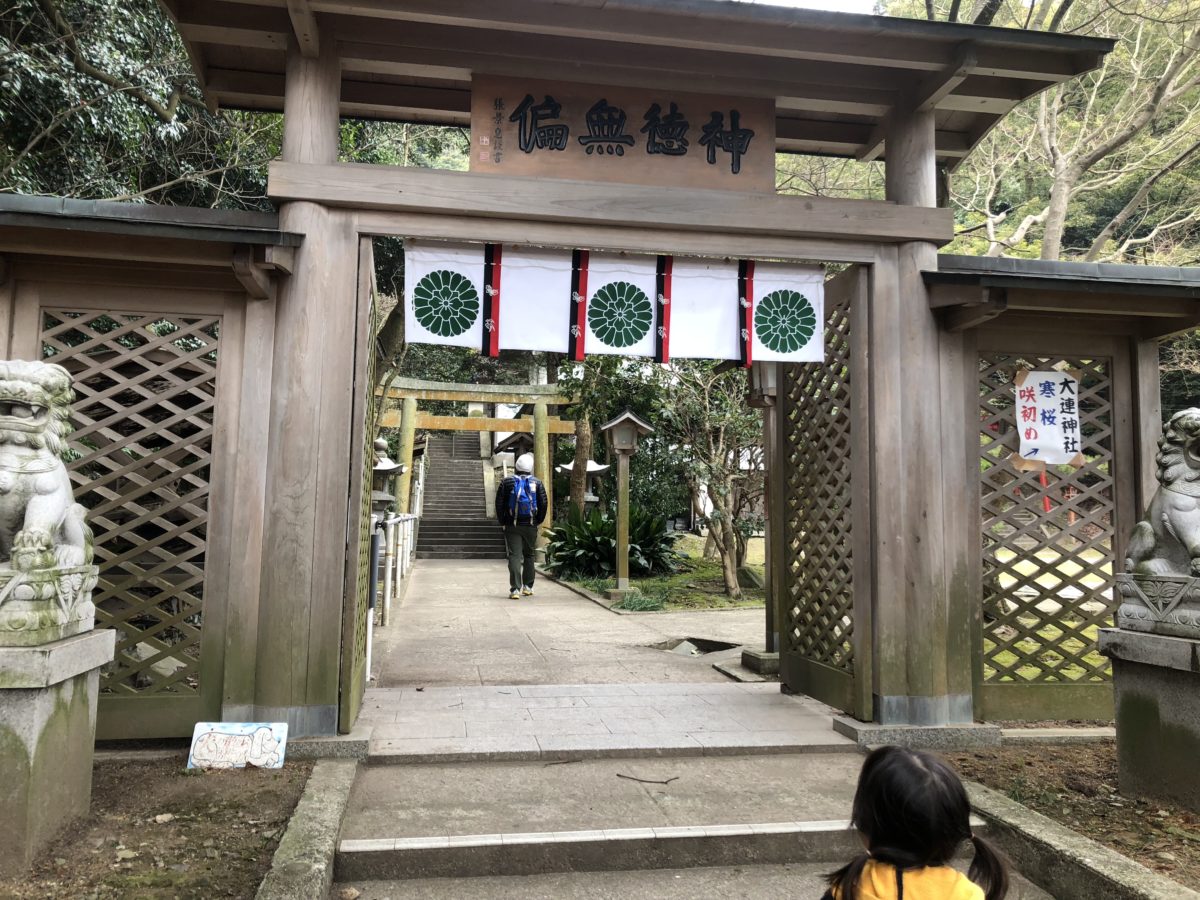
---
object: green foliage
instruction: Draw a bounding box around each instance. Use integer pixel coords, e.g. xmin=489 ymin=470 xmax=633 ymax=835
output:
xmin=1161 ymin=330 xmax=1200 ymax=420
xmin=611 ymin=592 xmax=666 ymax=612
xmin=544 ymin=506 xmax=679 ymax=579
xmin=1 ymin=1 xmax=467 ymax=207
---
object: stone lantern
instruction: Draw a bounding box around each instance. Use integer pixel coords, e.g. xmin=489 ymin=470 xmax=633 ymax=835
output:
xmin=599 ymin=410 xmax=654 ymax=601
xmin=371 ymin=437 xmax=404 ymax=515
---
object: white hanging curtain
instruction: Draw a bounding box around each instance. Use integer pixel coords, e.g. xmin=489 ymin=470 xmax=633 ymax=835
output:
xmin=403 ymin=240 xmax=486 ymax=350
xmin=403 ymin=241 xmax=825 ymax=364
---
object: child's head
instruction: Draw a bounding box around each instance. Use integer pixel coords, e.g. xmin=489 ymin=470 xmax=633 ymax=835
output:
xmin=827 ymin=745 xmax=1008 ymax=900
xmin=851 ymin=744 xmax=974 ymax=866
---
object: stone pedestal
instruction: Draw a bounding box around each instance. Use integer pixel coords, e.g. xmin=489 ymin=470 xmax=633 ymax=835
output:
xmin=0 ymin=629 xmax=115 ymax=876
xmin=1099 ymin=628 xmax=1200 ymax=814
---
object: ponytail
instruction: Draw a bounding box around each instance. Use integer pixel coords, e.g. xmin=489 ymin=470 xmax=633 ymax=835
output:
xmin=968 ymin=833 xmax=1010 ymax=900
xmin=824 ymin=853 xmax=870 ymax=900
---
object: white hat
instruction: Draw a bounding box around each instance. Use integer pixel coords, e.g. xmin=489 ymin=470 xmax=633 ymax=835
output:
xmin=516 ymin=453 xmax=534 ymax=473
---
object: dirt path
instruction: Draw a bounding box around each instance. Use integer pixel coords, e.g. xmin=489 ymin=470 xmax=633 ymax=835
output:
xmin=948 ymin=742 xmax=1200 ymax=888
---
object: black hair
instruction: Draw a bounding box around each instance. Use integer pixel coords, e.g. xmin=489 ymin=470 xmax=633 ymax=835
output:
xmin=825 ymin=745 xmax=1009 ymax=900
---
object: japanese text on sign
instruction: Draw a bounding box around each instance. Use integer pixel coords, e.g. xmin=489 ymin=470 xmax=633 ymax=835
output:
xmin=506 ymin=93 xmax=754 ymax=172
xmin=1014 ymin=369 xmax=1085 ymax=470
xmin=470 ymin=76 xmax=776 ymax=192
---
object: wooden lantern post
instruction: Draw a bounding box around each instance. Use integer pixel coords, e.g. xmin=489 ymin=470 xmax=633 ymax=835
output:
xmin=600 ymin=410 xmax=654 ymax=601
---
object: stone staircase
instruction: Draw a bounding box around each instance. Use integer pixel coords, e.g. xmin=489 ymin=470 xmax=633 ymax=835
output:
xmin=330 ymin=750 xmax=1051 ymax=899
xmin=416 ymin=434 xmax=506 ymax=560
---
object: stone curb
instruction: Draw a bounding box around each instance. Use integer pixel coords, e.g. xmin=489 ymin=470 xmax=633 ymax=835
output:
xmin=967 ymin=781 xmax=1200 ymax=900
xmin=1000 ymin=726 xmax=1115 ymax=745
xmin=535 ymin=568 xmax=766 ymax=617
xmin=833 ymin=716 xmax=1002 ymax=749
xmin=256 ymin=758 xmax=358 ymax=900
xmin=366 ymin=735 xmax=859 ymax=765
xmin=534 ymin=568 xmax=625 ymax=614
xmin=288 ymin=724 xmax=372 ymax=761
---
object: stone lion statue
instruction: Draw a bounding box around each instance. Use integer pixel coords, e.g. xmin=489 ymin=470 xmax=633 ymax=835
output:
xmin=1126 ymin=408 xmax=1200 ymax=577
xmin=0 ymin=359 xmax=92 ymax=573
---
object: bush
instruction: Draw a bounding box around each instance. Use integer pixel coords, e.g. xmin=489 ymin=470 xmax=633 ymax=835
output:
xmin=545 ymin=506 xmax=679 ymax=579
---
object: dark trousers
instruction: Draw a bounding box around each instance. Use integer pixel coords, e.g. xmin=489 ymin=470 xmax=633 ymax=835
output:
xmin=503 ymin=523 xmax=538 ymax=591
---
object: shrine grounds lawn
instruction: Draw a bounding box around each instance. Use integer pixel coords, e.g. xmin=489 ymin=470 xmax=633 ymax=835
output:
xmin=574 ymin=534 xmax=767 ymax=611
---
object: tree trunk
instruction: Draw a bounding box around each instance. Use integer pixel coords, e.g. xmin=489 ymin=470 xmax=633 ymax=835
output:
xmin=707 ymin=485 xmax=743 ymax=599
xmin=1040 ymin=164 xmax=1078 ymax=260
xmin=569 ymin=416 xmax=592 ymax=517
xmin=703 ymin=529 xmax=717 ymax=559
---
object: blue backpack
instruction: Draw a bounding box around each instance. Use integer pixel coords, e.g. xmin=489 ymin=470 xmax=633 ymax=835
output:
xmin=510 ymin=475 xmax=538 ymax=522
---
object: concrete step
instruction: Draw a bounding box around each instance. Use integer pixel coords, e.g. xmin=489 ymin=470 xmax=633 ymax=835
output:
xmin=337 ymin=752 xmax=875 ymax=885
xmin=417 ymin=540 xmax=506 ymax=547
xmin=417 ymin=549 xmax=506 ymax=556
xmin=336 ymin=862 xmax=1055 ymax=900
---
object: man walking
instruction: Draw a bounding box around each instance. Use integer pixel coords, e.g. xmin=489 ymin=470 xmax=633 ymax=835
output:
xmin=496 ymin=452 xmax=548 ymax=599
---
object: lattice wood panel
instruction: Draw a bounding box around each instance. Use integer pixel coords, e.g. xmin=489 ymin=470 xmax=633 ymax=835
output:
xmin=42 ymin=310 xmax=219 ymax=696
xmin=346 ymin=297 xmax=379 ymax=723
xmin=979 ymin=355 xmax=1116 ymax=684
xmin=782 ymin=289 xmax=854 ymax=673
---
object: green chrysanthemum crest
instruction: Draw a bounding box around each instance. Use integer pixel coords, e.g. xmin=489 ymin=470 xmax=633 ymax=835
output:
xmin=755 ymin=289 xmax=817 ymax=354
xmin=588 ymin=281 xmax=653 ymax=348
xmin=413 ymin=269 xmax=480 ymax=338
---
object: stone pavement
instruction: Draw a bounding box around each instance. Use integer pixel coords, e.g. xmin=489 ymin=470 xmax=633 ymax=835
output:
xmin=359 ymin=682 xmax=854 ymax=761
xmin=373 ymin=559 xmax=766 ymax=687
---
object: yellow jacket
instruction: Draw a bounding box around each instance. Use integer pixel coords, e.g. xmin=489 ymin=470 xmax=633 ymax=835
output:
xmin=830 ymin=860 xmax=985 ymax=900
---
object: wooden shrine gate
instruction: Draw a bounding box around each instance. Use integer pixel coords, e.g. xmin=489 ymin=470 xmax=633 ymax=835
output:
xmin=775 ymin=267 xmax=873 ymax=719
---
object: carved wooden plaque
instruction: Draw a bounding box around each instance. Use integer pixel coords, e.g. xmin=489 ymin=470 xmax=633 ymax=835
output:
xmin=470 ymin=75 xmax=776 ymax=193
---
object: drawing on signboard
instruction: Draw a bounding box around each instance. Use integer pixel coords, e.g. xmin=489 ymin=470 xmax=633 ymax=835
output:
xmin=187 ymin=722 xmax=288 ymax=769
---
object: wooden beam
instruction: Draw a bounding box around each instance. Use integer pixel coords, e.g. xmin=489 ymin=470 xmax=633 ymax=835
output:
xmin=1005 ymin=292 xmax=1198 ymax=317
xmin=927 ymin=282 xmax=986 ymax=309
xmin=207 ymin=67 xmax=472 ymax=121
xmin=286 ymin=0 xmax=320 ymax=57
xmin=1141 ymin=314 xmax=1200 ymax=341
xmin=305 ymin=0 xmax=1100 ymax=82
xmin=941 ymin=294 xmax=1007 ymax=332
xmin=333 ymin=20 xmax=918 ymax=94
xmin=172 ymin=0 xmax=290 ymax=48
xmin=384 ymin=377 xmax=573 ymax=403
xmin=259 ymin=244 xmax=295 ymax=275
xmin=379 ymin=412 xmax=576 ymax=433
xmin=0 ymin=226 xmax=235 ymax=267
xmin=915 ymin=43 xmax=978 ymax=112
xmin=859 ymin=43 xmax=976 ymax=162
xmin=232 ymin=246 xmax=272 ymax=299
xmin=269 ymin=162 xmax=954 ymax=245
xmin=357 ymin=210 xmax=882 ymax=264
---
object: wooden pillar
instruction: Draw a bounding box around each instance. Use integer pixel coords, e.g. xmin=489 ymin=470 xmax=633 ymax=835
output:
xmin=866 ymin=110 xmax=974 ymax=726
xmin=0 ymin=257 xmax=12 ymax=357
xmin=395 ymin=396 xmax=418 ymax=513
xmin=762 ymin=390 xmax=779 ymax=653
xmin=616 ymin=451 xmax=631 ymax=591
xmin=1132 ymin=338 xmax=1164 ymax=511
xmin=243 ymin=38 xmax=351 ymax=736
xmin=533 ymin=401 xmax=551 ymax=536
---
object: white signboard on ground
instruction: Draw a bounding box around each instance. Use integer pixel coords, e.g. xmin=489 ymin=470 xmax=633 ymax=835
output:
xmin=1013 ymin=369 xmax=1085 ymax=471
xmin=187 ymin=722 xmax=288 ymax=769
